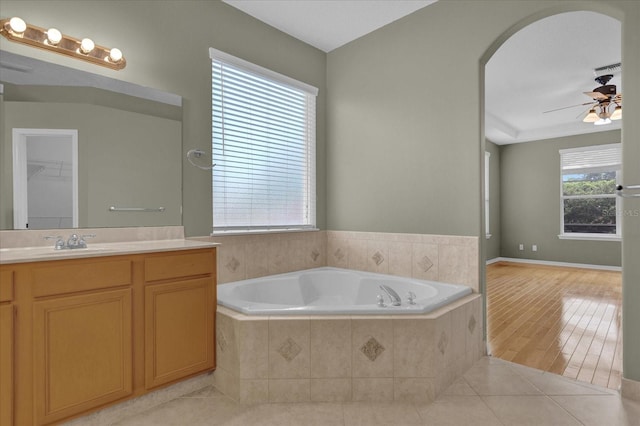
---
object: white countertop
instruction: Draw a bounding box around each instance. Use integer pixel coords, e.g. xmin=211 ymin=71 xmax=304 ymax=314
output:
xmin=0 ymin=239 xmax=220 ymax=264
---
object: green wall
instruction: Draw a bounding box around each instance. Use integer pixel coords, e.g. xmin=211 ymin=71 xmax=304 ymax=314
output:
xmin=498 ymin=131 xmax=621 ymax=266
xmin=0 ymin=0 xmax=327 ymax=237
xmin=485 ymin=141 xmax=500 ymax=261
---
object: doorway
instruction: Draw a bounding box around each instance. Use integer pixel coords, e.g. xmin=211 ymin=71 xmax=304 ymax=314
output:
xmin=12 ymin=128 xmax=78 ymax=229
xmin=482 ymin=10 xmax=623 ymax=390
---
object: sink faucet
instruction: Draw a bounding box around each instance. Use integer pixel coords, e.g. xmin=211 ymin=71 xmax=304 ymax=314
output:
xmin=379 ymin=284 xmax=402 ymax=306
xmin=45 ymin=234 xmax=95 ymax=250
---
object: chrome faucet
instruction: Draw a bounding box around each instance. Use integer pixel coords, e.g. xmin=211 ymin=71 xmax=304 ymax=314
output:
xmin=379 ymin=284 xmax=402 ymax=306
xmin=45 ymin=234 xmax=95 ymax=250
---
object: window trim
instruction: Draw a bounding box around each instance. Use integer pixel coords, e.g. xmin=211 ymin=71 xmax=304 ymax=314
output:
xmin=558 ymin=143 xmax=622 ymax=241
xmin=209 ymin=48 xmax=318 ymax=235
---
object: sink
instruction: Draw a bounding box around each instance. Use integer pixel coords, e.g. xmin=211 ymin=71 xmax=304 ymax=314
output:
xmin=32 ymin=247 xmax=114 ymax=256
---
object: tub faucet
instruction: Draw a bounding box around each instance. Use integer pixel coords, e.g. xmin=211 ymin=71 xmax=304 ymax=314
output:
xmin=379 ymin=284 xmax=402 ymax=306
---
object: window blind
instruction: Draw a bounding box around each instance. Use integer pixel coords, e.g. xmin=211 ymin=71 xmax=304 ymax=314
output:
xmin=210 ymin=48 xmax=317 ymax=232
xmin=560 ymin=143 xmax=621 ymax=175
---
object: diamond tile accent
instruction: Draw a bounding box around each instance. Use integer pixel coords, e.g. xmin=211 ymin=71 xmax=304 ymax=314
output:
xmin=417 ymin=256 xmax=434 ymax=272
xmin=217 ymin=330 xmax=228 ymax=353
xmin=226 ymin=256 xmax=240 ymax=273
xmin=438 ymin=331 xmax=449 ymax=355
xmin=334 ymin=248 xmax=345 ymax=261
xmin=372 ymin=251 xmax=385 ymax=266
xmin=468 ymin=314 xmax=477 ymax=334
xmin=310 ymin=249 xmax=320 ymax=262
xmin=360 ymin=337 xmax=385 ymax=362
xmin=278 ymin=337 xmax=302 ymax=362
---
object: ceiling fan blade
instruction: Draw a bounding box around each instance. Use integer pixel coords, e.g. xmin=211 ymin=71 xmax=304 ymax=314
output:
xmin=543 ymin=101 xmax=595 ymax=114
xmin=584 ymin=91 xmax=609 ymax=100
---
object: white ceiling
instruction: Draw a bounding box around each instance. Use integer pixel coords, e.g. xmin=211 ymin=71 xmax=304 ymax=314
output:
xmin=223 ymin=3 xmax=621 ymax=145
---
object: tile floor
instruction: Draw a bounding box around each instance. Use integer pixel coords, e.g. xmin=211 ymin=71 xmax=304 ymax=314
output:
xmin=105 ymin=357 xmax=640 ymax=426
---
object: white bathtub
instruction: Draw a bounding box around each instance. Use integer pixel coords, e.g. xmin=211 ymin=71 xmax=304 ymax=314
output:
xmin=217 ymin=267 xmax=472 ymax=315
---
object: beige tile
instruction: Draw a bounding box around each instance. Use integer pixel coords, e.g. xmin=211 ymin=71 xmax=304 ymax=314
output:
xmin=366 ymin=240 xmax=389 ymax=274
xmin=393 ymin=377 xmax=436 ymax=403
xmin=416 ymin=395 xmax=503 ymax=425
xmin=327 ymin=238 xmax=349 ymax=268
xmin=347 ymin=238 xmax=368 ymax=271
xmin=213 ymin=367 xmax=239 ymax=401
xmin=268 ymin=240 xmax=293 ymax=274
xmin=450 ymin=304 xmax=467 ymax=357
xmin=525 ymin=372 xmax=612 ymax=395
xmin=352 ymin=378 xmax=394 ymax=401
xmin=222 ymin=402 xmax=345 ymax=426
xmin=463 ymin=362 xmax=543 ymax=396
xmin=352 ymin=318 xmax=393 ymax=378
xmin=387 ymin=241 xmax=413 ymax=278
xmin=393 ymin=318 xmax=436 ymax=378
xmin=482 ymin=395 xmax=581 ymax=425
xmin=310 ymin=378 xmax=352 ymax=402
xmin=343 ymin=401 xmax=422 ymax=425
xmin=216 ymin=312 xmax=239 ymax=373
xmin=268 ymin=379 xmax=311 ymax=402
xmin=217 ymin=243 xmax=246 ymax=284
xmin=111 ymin=393 xmax=242 ymax=426
xmin=551 ymin=394 xmax=640 ymax=426
xmin=411 ymin=243 xmax=439 ymax=281
xmin=442 ymin=377 xmax=478 ymax=396
xmin=238 ymin=318 xmax=269 ymax=379
xmin=310 ymin=319 xmax=351 ymax=378
xmin=268 ymin=318 xmax=310 ymax=379
xmin=238 ymin=379 xmax=268 ymax=404
xmin=245 ymin=241 xmax=269 ymax=279
xmin=438 ymin=244 xmax=477 ymax=288
xmin=622 ymin=377 xmax=640 ymax=402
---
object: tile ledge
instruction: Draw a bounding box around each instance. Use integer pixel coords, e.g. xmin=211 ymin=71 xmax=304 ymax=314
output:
xmin=621 ymin=377 xmax=640 ymax=402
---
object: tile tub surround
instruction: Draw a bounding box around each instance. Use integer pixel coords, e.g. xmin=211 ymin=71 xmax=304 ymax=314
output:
xmin=194 ymin=230 xmax=479 ymax=291
xmin=213 ymin=294 xmax=484 ymax=404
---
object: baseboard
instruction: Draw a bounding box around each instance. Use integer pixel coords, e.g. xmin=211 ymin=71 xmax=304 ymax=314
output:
xmin=486 ymin=257 xmax=621 ymax=272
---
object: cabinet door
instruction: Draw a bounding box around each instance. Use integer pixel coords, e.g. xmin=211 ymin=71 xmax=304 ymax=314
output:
xmin=145 ymin=278 xmax=214 ymax=389
xmin=33 ymin=288 xmax=132 ymax=425
xmin=0 ymin=304 xmax=13 ymax=426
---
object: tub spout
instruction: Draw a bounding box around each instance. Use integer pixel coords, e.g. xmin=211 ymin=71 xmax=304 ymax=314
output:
xmin=379 ymin=284 xmax=401 ymax=306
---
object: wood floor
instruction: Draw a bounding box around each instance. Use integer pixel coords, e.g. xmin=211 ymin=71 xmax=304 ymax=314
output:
xmin=486 ymin=261 xmax=622 ymax=390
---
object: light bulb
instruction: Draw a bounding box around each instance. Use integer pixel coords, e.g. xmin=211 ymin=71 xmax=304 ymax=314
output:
xmin=8 ymin=17 xmax=27 ymax=34
xmin=583 ymin=109 xmax=599 ymax=123
xmin=46 ymin=28 xmax=62 ymax=45
xmin=610 ymin=106 xmax=622 ymax=121
xmin=108 ymin=48 xmax=123 ymax=62
xmin=80 ymin=38 xmax=95 ymax=54
xmin=594 ymin=117 xmax=612 ymax=126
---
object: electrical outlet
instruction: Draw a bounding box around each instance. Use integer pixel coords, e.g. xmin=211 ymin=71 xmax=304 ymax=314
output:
xmin=532 ymin=245 xmax=538 ymax=252
xmin=519 ymin=244 xmax=524 ymax=251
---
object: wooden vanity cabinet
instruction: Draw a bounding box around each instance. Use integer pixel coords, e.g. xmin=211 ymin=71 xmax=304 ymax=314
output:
xmin=1 ymin=246 xmax=216 ymax=426
xmin=144 ymin=251 xmax=216 ymax=389
xmin=0 ymin=269 xmax=15 ymax=426
xmin=30 ymin=258 xmax=134 ymax=426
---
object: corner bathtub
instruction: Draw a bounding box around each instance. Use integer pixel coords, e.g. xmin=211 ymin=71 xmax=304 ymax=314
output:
xmin=217 ymin=267 xmax=472 ymax=315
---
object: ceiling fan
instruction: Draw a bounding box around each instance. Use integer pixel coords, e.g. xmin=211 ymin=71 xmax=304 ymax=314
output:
xmin=544 ymin=66 xmax=623 ymax=126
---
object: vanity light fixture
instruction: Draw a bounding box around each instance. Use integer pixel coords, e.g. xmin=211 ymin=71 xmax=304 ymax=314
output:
xmin=0 ymin=16 xmax=126 ymax=70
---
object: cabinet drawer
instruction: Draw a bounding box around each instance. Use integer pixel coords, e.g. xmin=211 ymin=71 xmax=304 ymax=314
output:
xmin=145 ymin=250 xmax=214 ymax=282
xmin=32 ymin=259 xmax=133 ymax=298
xmin=0 ymin=269 xmax=14 ymax=302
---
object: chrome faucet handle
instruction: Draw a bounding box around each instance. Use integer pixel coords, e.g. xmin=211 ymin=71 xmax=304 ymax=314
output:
xmin=407 ymin=291 xmax=417 ymax=305
xmin=44 ymin=235 xmax=66 ymax=250
xmin=77 ymin=234 xmax=96 ymax=248
xmin=377 ymin=294 xmax=386 ymax=307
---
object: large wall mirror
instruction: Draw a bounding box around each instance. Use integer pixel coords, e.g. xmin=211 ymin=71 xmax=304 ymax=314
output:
xmin=0 ymin=51 xmax=183 ymax=230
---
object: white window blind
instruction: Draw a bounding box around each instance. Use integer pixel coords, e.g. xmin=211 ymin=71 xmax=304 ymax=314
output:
xmin=560 ymin=144 xmax=621 ymax=175
xmin=210 ymin=48 xmax=317 ymax=232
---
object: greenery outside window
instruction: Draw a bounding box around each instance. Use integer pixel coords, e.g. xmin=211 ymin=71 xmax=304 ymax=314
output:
xmin=559 ymin=144 xmax=621 ymax=240
xmin=209 ymin=48 xmax=318 ymax=234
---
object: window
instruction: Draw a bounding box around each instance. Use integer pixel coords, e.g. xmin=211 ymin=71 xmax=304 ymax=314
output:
xmin=210 ymin=48 xmax=318 ymax=233
xmin=485 ymin=151 xmax=491 ymax=238
xmin=559 ymin=143 xmax=621 ymax=240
